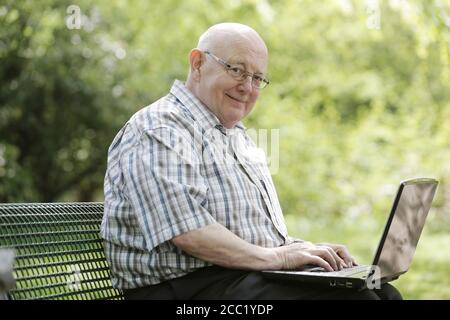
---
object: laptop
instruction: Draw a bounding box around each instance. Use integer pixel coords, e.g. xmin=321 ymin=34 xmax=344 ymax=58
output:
xmin=262 ymin=178 xmax=439 ymax=290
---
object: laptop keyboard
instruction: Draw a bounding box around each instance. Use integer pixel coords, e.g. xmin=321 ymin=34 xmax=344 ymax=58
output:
xmin=308 ymin=265 xmax=370 ymax=276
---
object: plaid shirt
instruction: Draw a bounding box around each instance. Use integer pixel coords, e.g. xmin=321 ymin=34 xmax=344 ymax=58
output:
xmin=101 ymin=80 xmax=289 ymax=289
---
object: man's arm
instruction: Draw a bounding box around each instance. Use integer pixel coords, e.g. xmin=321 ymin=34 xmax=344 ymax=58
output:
xmin=172 ymin=223 xmax=345 ymax=272
xmin=172 ymin=223 xmax=277 ymax=270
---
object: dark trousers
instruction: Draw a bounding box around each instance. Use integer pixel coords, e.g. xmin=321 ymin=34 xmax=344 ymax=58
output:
xmin=123 ymin=266 xmax=403 ymax=300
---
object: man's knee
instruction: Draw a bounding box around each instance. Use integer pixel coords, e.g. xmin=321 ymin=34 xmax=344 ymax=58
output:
xmin=374 ymin=283 xmax=403 ymax=300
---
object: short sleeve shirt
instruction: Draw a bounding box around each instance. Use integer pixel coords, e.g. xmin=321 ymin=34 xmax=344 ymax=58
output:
xmin=101 ymin=80 xmax=289 ymax=289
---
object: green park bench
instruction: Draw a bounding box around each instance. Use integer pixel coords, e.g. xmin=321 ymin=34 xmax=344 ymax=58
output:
xmin=0 ymin=202 xmax=123 ymax=300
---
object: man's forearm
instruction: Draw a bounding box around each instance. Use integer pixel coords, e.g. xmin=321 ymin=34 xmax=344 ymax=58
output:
xmin=171 ymin=223 xmax=349 ymax=272
xmin=171 ymin=223 xmax=280 ymax=270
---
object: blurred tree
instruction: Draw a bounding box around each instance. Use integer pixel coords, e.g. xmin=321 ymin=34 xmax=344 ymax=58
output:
xmin=0 ymin=0 xmax=448 ymax=228
xmin=0 ymin=0 xmax=132 ymax=201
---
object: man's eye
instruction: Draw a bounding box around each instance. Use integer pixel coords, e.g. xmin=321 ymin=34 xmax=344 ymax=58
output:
xmin=229 ymin=66 xmax=243 ymax=74
xmin=253 ymin=75 xmax=263 ymax=83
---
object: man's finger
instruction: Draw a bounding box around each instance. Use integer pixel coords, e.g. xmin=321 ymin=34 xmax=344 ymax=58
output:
xmin=309 ymin=256 xmax=333 ymax=272
xmin=334 ymin=246 xmax=354 ymax=268
xmin=322 ymin=246 xmax=347 ymax=269
xmin=324 ymin=246 xmax=346 ymax=270
xmin=310 ymin=248 xmax=339 ymax=271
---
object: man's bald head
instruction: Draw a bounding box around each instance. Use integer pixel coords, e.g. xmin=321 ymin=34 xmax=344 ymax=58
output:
xmin=197 ymin=22 xmax=268 ymax=58
xmin=185 ymin=23 xmax=268 ymax=128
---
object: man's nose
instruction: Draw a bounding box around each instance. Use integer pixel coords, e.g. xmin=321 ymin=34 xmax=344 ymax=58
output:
xmin=238 ymin=75 xmax=253 ymax=92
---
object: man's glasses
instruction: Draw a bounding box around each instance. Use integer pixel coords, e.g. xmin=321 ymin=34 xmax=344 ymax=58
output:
xmin=204 ymin=51 xmax=270 ymax=89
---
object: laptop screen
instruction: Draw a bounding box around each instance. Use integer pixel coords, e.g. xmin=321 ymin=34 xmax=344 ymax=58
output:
xmin=373 ymin=179 xmax=438 ymax=279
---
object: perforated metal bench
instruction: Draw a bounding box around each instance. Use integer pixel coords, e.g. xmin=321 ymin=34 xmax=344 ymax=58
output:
xmin=0 ymin=202 xmax=123 ymax=300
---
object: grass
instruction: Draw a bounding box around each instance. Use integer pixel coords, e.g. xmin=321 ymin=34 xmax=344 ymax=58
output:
xmin=395 ymin=232 xmax=450 ymax=299
xmin=285 ymin=214 xmax=450 ymax=300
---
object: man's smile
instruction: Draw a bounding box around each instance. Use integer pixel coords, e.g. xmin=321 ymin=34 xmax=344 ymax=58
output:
xmin=225 ymin=93 xmax=246 ymax=104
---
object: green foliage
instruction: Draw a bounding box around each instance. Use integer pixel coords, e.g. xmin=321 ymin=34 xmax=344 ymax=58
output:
xmin=0 ymin=0 xmax=449 ymax=298
xmin=0 ymin=0 xmax=133 ymax=201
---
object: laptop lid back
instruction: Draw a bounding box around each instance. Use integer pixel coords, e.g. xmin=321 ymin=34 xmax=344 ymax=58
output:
xmin=371 ymin=178 xmax=439 ymax=280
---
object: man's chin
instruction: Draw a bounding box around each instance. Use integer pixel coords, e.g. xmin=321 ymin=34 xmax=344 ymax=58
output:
xmin=222 ymin=111 xmax=247 ymax=128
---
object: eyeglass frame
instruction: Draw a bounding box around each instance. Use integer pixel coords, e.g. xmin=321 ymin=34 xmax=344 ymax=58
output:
xmin=203 ymin=50 xmax=270 ymax=89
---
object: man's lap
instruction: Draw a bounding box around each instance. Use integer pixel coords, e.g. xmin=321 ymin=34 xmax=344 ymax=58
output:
xmin=123 ymin=266 xmax=402 ymax=300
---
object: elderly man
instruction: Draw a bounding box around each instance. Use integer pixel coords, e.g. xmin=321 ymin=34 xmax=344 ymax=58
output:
xmin=101 ymin=23 xmax=402 ymax=300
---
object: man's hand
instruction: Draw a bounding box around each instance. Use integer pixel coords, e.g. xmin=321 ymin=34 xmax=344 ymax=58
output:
xmin=315 ymin=242 xmax=358 ymax=268
xmin=171 ymin=223 xmax=358 ymax=272
xmin=272 ymin=242 xmax=357 ymax=272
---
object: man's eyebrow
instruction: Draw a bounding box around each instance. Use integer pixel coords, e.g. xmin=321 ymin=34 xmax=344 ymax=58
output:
xmin=227 ymin=60 xmax=245 ymax=66
xmin=229 ymin=60 xmax=265 ymax=75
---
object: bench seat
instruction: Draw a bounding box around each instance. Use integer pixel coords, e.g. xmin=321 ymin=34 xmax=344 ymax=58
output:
xmin=0 ymin=202 xmax=123 ymax=300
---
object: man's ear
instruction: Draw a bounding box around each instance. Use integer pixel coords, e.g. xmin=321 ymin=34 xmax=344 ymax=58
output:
xmin=189 ymin=48 xmax=203 ymax=80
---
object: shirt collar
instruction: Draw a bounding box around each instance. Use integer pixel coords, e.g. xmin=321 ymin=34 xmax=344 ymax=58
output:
xmin=169 ymin=79 xmax=246 ymax=135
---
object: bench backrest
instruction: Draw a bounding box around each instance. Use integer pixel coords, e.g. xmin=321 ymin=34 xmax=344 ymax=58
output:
xmin=0 ymin=202 xmax=123 ymax=300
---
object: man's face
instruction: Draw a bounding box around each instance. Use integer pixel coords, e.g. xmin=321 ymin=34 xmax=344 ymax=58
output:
xmin=196 ymin=40 xmax=268 ymax=128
